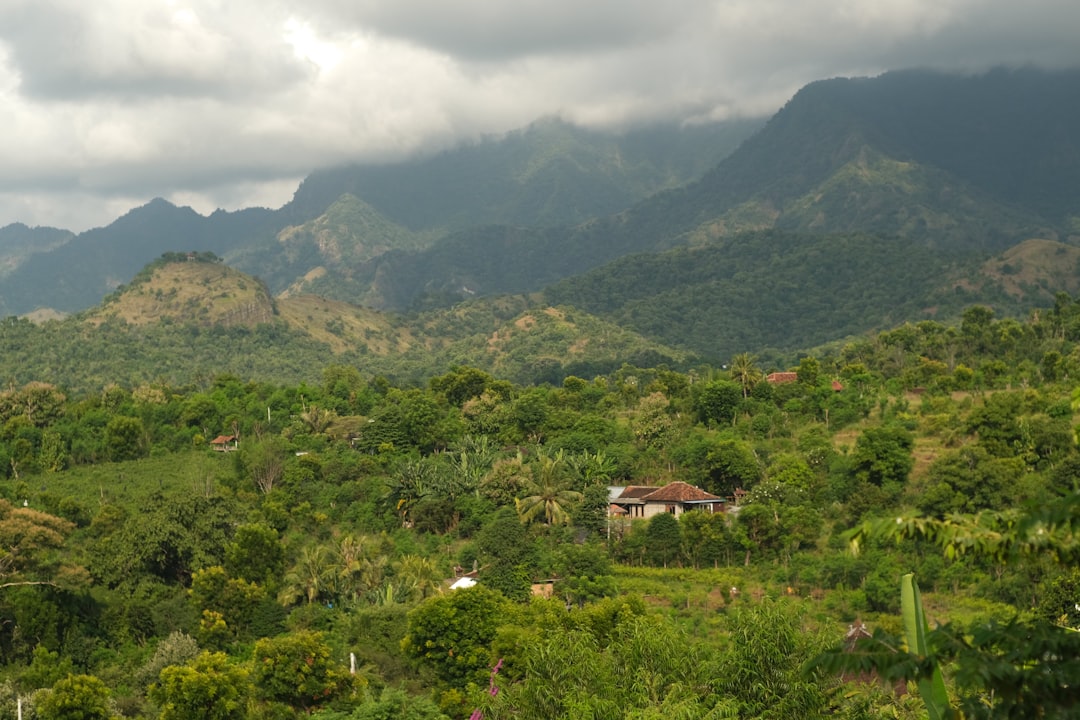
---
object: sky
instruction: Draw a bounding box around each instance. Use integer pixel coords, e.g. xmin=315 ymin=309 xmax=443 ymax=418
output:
xmin=1 ymin=0 xmax=1078 ymax=233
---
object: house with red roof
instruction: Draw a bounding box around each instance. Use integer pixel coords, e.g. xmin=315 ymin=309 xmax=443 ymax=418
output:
xmin=610 ymin=481 xmax=725 ymax=519
xmin=210 ymin=435 xmax=239 ymax=452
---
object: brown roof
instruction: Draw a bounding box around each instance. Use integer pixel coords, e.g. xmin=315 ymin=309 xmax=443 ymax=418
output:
xmin=618 ymin=485 xmax=659 ymax=499
xmin=641 ymin=481 xmax=722 ymax=503
xmin=766 ymin=372 xmax=798 ymax=384
xmin=210 ymin=435 xmax=237 ymax=444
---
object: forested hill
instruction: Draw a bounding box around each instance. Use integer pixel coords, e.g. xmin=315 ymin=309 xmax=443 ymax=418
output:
xmin=0 ymin=118 xmax=758 ymax=316
xmin=0 ymin=256 xmax=688 ymax=391
xmin=5 ymin=290 xmax=1080 ymax=718
xmin=343 ymin=67 xmax=1080 ymax=313
xmin=282 ymin=116 xmax=763 ymax=231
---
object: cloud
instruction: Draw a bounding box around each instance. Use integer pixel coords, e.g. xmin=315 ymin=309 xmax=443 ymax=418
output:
xmin=0 ymin=0 xmax=1078 ymax=231
xmin=0 ymin=0 xmax=306 ymax=100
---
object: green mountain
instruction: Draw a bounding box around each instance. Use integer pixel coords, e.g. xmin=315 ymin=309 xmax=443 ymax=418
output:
xmin=230 ymin=194 xmax=435 ymax=298
xmin=283 ymin=116 xmax=763 ymax=231
xmin=0 ymin=256 xmax=685 ymax=391
xmin=0 ymin=118 xmax=758 ymax=316
xmin=339 ymin=67 xmax=1080 ymax=327
xmin=0 ymin=200 xmax=281 ymax=315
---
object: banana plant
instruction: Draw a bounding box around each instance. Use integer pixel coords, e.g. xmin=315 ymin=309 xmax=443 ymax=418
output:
xmin=901 ymin=573 xmax=954 ymax=720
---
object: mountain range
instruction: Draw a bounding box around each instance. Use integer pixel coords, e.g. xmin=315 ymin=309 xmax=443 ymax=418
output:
xmin=2 ymin=66 xmax=1079 ymax=378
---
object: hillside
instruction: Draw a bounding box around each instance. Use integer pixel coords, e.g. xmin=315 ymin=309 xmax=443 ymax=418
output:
xmin=3 ymin=285 xmax=1080 ymax=719
xmin=338 ymin=68 xmax=1080 ymax=324
xmin=89 ymin=254 xmax=276 ymax=327
xmin=0 ymin=118 xmax=757 ymax=316
xmin=0 ymin=201 xmax=281 ymax=316
xmin=0 ymin=223 xmax=73 ymax=281
xmin=234 ymin=194 xmax=435 ymax=297
xmin=0 ymin=256 xmax=687 ymax=391
xmin=282 ymin=116 xmax=762 ymax=231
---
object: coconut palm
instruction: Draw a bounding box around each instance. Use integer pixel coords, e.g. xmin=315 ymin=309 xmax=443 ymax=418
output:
xmin=515 ymin=448 xmax=583 ymax=525
xmin=278 ymin=545 xmax=333 ymax=606
xmin=394 ymin=554 xmax=443 ymax=602
xmin=335 ymin=534 xmax=389 ymax=604
xmin=730 ymin=352 xmax=764 ymax=398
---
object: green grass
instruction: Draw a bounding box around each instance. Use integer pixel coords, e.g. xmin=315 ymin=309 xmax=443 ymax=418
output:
xmin=20 ymin=450 xmax=238 ymax=513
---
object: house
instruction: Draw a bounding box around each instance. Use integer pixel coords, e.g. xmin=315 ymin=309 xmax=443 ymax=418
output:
xmin=766 ymin=371 xmax=798 ymax=384
xmin=209 ymin=435 xmax=239 ymax=452
xmin=610 ymin=481 xmax=725 ymax=519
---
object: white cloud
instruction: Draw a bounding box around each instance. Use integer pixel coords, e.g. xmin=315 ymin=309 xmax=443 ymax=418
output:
xmin=0 ymin=0 xmax=1077 ymax=231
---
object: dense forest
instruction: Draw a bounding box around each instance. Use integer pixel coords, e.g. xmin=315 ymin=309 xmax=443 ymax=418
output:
xmin=4 ymin=292 xmax=1080 ymax=719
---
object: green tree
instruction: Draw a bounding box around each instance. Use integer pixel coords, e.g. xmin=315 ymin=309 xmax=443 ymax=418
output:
xmin=844 ymin=492 xmax=1080 ymax=718
xmin=252 ymin=630 xmax=346 ymax=712
xmin=573 ymin=483 xmax=612 ymax=539
xmin=103 ymin=416 xmax=145 ymax=462
xmin=644 ymin=512 xmax=682 ymax=568
xmin=149 ymin=652 xmax=251 ymax=720
xmin=850 ymin=424 xmax=914 ymax=487
xmin=224 ymin=523 xmax=284 ymax=585
xmin=278 ymin=545 xmax=333 ymax=606
xmin=189 ymin=566 xmax=265 ymax=640
xmin=402 ymin=585 xmax=510 ymax=686
xmin=137 ymin=631 xmax=200 ymax=688
xmin=238 ymin=439 xmax=287 ymax=495
xmin=552 ymin=542 xmax=616 ymax=607
xmin=730 ymin=353 xmax=764 ymax=398
xmin=475 ymin=508 xmax=537 ymax=602
xmin=515 ymin=449 xmax=582 ymax=526
xmin=716 ymin=600 xmax=828 ymax=718
xmin=694 ymin=379 xmax=741 ymax=425
xmin=349 ymin=687 xmax=449 ymax=720
xmin=430 ymin=366 xmax=494 ymax=407
xmin=394 ymin=555 xmax=443 ymax=603
xmin=37 ymin=674 xmax=113 ymax=720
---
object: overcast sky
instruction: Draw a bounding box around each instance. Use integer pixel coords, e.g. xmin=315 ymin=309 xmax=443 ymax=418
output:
xmin=1 ymin=0 xmax=1078 ymax=232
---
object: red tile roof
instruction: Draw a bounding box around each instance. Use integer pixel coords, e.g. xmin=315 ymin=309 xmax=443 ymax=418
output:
xmin=618 ymin=485 xmax=659 ymax=499
xmin=766 ymin=372 xmax=798 ymax=384
xmin=641 ymin=481 xmax=721 ymax=503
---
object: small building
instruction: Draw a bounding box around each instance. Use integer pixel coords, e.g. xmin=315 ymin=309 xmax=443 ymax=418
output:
xmin=610 ymin=481 xmax=725 ymax=519
xmin=210 ymin=435 xmax=239 ymax=452
xmin=766 ymin=371 xmax=798 ymax=384
xmin=449 ymin=576 xmax=477 ymax=590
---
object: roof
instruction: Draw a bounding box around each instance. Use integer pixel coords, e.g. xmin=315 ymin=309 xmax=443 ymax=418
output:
xmin=210 ymin=435 xmax=237 ymax=444
xmin=641 ymin=481 xmax=722 ymax=503
xmin=617 ymin=485 xmax=659 ymax=499
xmin=766 ymin=372 xmax=798 ymax=384
xmin=450 ymin=576 xmax=477 ymax=590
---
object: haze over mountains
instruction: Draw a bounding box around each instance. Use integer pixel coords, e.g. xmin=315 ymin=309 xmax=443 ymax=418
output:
xmin=2 ymin=66 xmax=1080 ymax=376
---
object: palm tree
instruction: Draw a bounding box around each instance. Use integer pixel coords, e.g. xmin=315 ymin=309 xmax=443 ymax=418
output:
xmin=299 ymin=405 xmax=337 ymax=435
xmin=278 ymin=545 xmax=333 ymax=606
xmin=394 ymin=554 xmax=443 ymax=602
xmin=515 ymin=448 xmax=583 ymax=525
xmin=567 ymin=449 xmax=616 ymax=488
xmin=730 ymin=353 xmax=764 ymax=398
xmin=386 ymin=459 xmax=437 ymax=526
xmin=335 ymin=534 xmax=388 ymax=604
